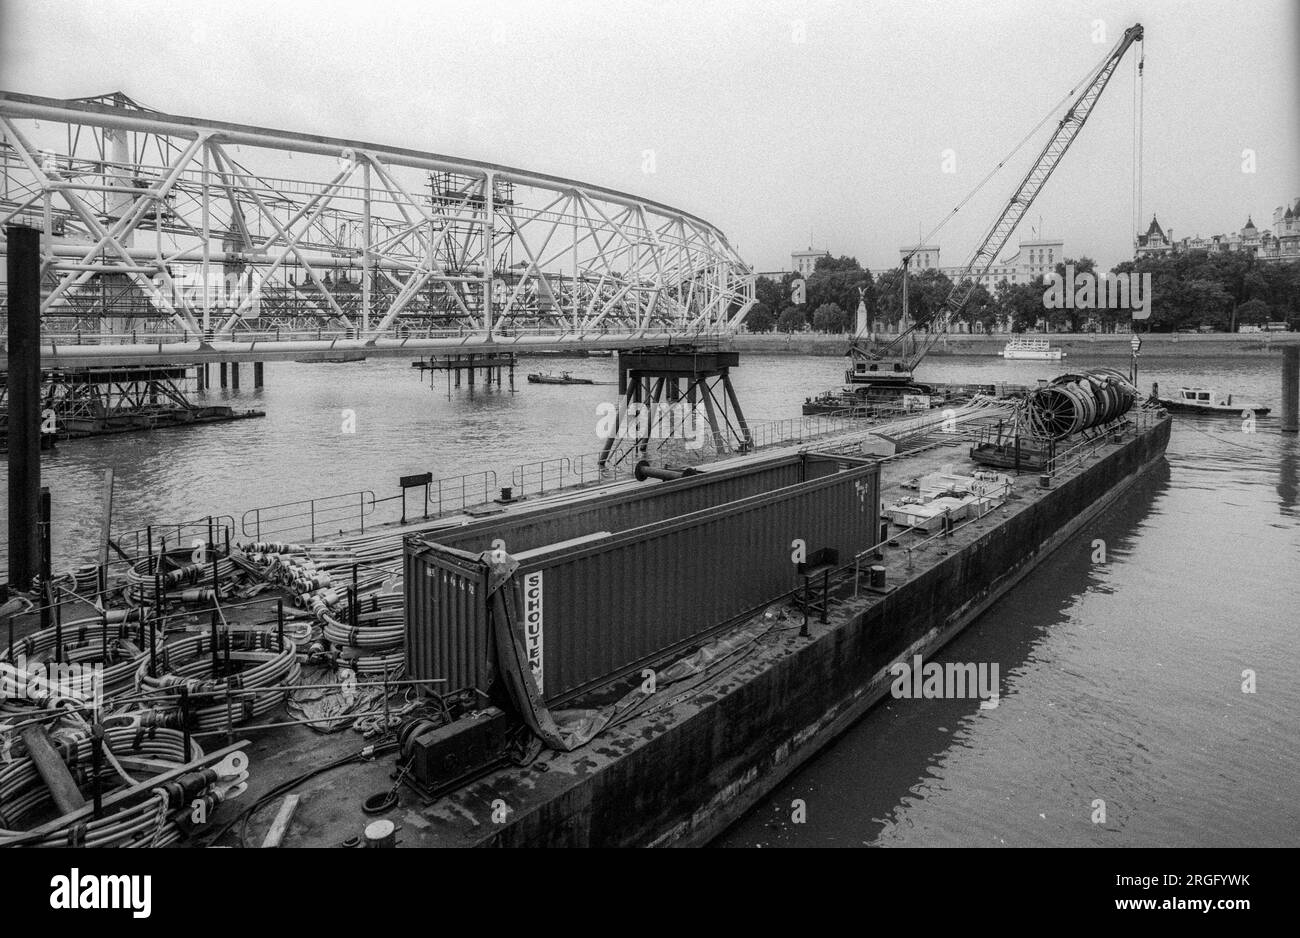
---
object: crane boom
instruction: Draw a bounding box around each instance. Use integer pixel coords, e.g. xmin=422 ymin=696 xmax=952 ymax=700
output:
xmin=853 ymin=23 xmax=1144 ymax=374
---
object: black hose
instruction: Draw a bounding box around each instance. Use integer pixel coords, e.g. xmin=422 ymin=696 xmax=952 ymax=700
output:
xmin=205 ymin=739 xmax=399 ymax=848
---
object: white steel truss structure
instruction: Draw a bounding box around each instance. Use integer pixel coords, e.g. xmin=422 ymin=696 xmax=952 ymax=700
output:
xmin=0 ymin=92 xmax=754 ymax=365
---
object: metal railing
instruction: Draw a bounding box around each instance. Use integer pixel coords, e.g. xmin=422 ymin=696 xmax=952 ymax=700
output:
xmin=511 ymin=456 xmax=574 ymax=497
xmin=242 ymin=491 xmax=376 ymax=542
xmin=746 ymin=414 xmax=857 ymax=450
xmin=114 ymin=517 xmax=237 ymax=560
xmin=426 ymin=471 xmax=498 ymax=517
xmin=33 ymin=323 xmax=732 ymax=349
xmin=1042 ymin=407 xmax=1164 ymax=477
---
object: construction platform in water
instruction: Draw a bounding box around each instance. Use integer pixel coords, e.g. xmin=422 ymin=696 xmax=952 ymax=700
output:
xmin=0 ymin=396 xmax=1170 ymax=848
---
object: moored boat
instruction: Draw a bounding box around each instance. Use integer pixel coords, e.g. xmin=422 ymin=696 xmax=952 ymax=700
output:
xmin=526 ymin=371 xmax=595 ymax=385
xmin=1001 ymin=336 xmax=1065 ymax=360
xmin=1155 ymin=386 xmax=1270 ymax=416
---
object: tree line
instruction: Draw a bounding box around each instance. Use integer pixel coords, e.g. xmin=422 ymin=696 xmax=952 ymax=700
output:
xmin=747 ymin=252 xmax=1300 ymax=334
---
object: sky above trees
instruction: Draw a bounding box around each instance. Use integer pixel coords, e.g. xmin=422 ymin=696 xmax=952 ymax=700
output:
xmin=2 ymin=1 xmax=1296 ymax=275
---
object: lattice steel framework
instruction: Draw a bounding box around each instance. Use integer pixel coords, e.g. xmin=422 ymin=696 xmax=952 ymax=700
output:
xmin=0 ymin=92 xmax=754 ymax=364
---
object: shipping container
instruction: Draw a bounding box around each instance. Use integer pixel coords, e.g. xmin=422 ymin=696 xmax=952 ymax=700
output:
xmin=431 ymin=451 xmax=847 ymax=556
xmin=406 ymin=452 xmax=880 ymax=704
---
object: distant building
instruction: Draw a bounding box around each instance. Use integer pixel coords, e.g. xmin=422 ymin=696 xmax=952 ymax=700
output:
xmin=791 ymin=245 xmax=830 ymax=277
xmin=1135 ymin=215 xmax=1174 ymax=258
xmin=995 ymin=239 xmax=1063 ymax=285
xmin=900 ymin=238 xmax=1063 ymax=290
xmin=1133 ymin=199 xmax=1300 ymax=263
xmin=898 ymin=244 xmax=941 ymax=270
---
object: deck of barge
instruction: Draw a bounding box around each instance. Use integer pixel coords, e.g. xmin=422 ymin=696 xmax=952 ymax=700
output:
xmin=208 ymin=413 xmax=1170 ymax=848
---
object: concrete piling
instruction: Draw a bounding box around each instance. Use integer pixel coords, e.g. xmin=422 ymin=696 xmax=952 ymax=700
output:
xmin=1283 ymin=346 xmax=1299 ymax=433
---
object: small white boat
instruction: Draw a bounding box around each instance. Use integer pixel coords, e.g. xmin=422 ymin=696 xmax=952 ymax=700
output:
xmin=1155 ymin=387 xmax=1271 ymax=416
xmin=1002 ymin=337 xmax=1065 ymax=360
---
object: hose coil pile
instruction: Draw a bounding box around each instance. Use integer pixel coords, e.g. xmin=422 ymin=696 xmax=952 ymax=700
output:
xmin=134 ymin=630 xmax=299 ymax=732
xmin=0 ymin=722 xmax=203 ymax=848
xmin=1 ymin=618 xmax=163 ymax=703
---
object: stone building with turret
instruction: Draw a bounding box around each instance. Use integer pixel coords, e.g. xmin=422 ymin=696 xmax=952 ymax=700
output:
xmin=1134 ymin=199 xmax=1300 ymax=263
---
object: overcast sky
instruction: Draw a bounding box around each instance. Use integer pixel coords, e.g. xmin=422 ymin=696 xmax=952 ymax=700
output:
xmin=2 ymin=0 xmax=1297 ymax=274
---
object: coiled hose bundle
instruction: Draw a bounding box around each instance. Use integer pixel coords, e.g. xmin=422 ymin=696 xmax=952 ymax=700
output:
xmin=125 ymin=552 xmax=238 ymax=605
xmin=0 ymin=721 xmax=204 ymax=848
xmin=0 ymin=616 xmax=161 ymax=702
xmin=321 ymin=592 xmax=403 ymax=651
xmin=135 ymin=630 xmax=299 ymax=733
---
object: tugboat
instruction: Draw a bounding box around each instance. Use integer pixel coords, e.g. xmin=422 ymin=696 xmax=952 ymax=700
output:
xmin=526 ymin=371 xmax=595 ymax=385
xmin=1155 ymin=386 xmax=1270 ymax=416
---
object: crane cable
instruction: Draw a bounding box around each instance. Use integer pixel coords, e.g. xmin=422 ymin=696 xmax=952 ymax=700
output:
xmin=1137 ymin=39 xmax=1145 ymax=243
xmin=904 ymin=46 xmax=1114 ymax=266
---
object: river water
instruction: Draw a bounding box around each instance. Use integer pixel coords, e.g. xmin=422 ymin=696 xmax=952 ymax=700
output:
xmin=4 ymin=351 xmax=1297 ymax=847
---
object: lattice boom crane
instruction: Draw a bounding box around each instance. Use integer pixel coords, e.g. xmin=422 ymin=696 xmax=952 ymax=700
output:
xmin=850 ymin=22 xmax=1144 ymax=379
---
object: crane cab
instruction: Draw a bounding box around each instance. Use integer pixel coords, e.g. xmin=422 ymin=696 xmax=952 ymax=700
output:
xmin=846 ymin=357 xmax=915 ymax=386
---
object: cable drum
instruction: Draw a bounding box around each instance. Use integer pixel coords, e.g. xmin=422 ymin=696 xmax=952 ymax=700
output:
xmin=1022 ymin=370 xmax=1136 ymax=439
xmin=134 ymin=630 xmax=299 ymax=732
xmin=0 ymin=618 xmax=164 ymax=702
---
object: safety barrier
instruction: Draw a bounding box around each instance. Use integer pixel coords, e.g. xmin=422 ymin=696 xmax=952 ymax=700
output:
xmin=242 ymin=491 xmax=376 ymax=542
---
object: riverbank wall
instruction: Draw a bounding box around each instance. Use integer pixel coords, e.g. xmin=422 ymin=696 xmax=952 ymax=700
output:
xmin=730 ymin=332 xmax=1299 ymax=358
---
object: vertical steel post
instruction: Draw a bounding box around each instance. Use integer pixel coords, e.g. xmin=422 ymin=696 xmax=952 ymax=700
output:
xmin=39 ymin=489 xmax=52 ymax=630
xmin=149 ymin=606 xmax=158 ymax=677
xmin=180 ymin=687 xmax=191 ymax=758
xmin=211 ymin=609 xmax=220 ymax=674
xmin=5 ymin=225 xmax=41 ymax=591
xmin=90 ymin=727 xmax=104 ymax=818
